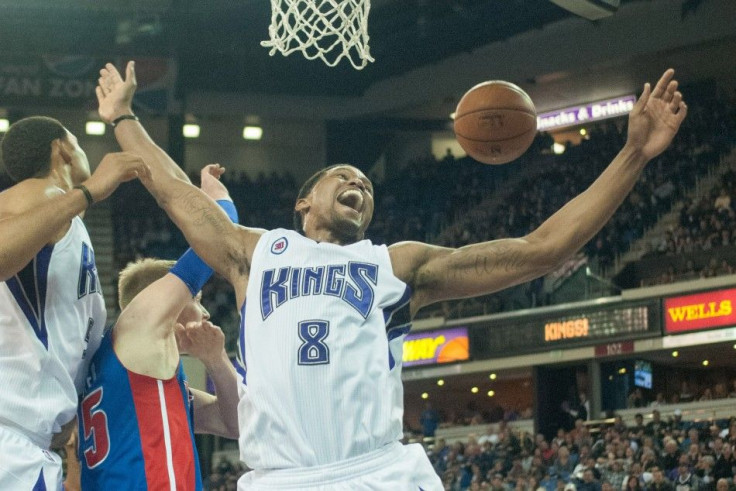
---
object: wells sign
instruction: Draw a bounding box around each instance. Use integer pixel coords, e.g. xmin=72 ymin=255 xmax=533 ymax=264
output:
xmin=664 ymin=288 xmax=736 ymax=334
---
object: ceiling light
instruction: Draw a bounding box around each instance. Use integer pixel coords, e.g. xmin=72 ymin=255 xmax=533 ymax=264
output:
xmin=489 ymin=373 xmax=497 ymax=380
xmin=471 ymin=387 xmax=479 ymax=393
xmin=487 ymin=390 xmax=495 ymax=397
xmin=421 ymin=392 xmax=429 ymax=399
xmin=702 ymin=360 xmax=709 ymax=366
xmin=579 ymin=128 xmax=587 ymax=136
xmin=85 ymin=121 xmax=105 ymax=136
xmin=183 ymin=124 xmax=200 ymax=138
xmin=449 ymin=112 xmax=456 ymax=120
xmin=437 ymin=379 xmax=444 ymax=386
xmin=618 ymin=367 xmax=626 ymax=374
xmin=552 ymin=142 xmax=566 ymax=155
xmin=672 ymin=351 xmax=679 ymax=357
xmin=0 ymin=119 xmax=8 ymax=132
xmin=243 ymin=126 xmax=263 ymax=140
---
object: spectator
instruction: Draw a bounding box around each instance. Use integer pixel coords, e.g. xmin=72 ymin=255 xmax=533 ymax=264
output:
xmin=649 ymin=466 xmax=675 ymax=491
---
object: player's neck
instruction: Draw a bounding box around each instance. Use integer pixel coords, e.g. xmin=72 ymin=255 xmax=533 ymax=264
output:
xmin=304 ymin=227 xmax=361 ymax=246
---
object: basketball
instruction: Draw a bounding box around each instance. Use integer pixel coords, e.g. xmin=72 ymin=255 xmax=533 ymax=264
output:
xmin=453 ymin=81 xmax=537 ymax=165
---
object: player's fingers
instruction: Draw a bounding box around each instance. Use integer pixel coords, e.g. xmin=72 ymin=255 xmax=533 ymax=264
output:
xmin=125 ymin=60 xmax=137 ymax=87
xmin=97 ymin=78 xmax=109 ymax=95
xmin=662 ymin=81 xmax=677 ymax=103
xmin=651 ymin=69 xmax=674 ymax=99
xmin=670 ymin=91 xmax=682 ymax=112
xmin=634 ymin=83 xmax=651 ymax=112
xmin=105 ymin=63 xmax=122 ymax=80
xmin=676 ymin=102 xmax=688 ymax=123
xmin=95 ymin=86 xmax=105 ymax=105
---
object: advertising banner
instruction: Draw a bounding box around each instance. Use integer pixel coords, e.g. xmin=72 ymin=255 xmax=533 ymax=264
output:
xmin=664 ymin=288 xmax=736 ymax=334
xmin=403 ymin=327 xmax=469 ymax=367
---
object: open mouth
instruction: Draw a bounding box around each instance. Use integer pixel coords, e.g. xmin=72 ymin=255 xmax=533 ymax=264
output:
xmin=337 ymin=189 xmax=364 ymax=213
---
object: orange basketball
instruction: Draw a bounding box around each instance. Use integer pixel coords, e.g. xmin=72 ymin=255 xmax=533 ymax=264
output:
xmin=436 ymin=337 xmax=469 ymax=363
xmin=453 ymin=81 xmax=537 ymax=165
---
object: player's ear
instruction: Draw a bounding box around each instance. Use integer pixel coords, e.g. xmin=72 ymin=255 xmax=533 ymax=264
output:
xmin=294 ymin=198 xmax=310 ymax=215
xmin=51 ymin=138 xmax=72 ymax=165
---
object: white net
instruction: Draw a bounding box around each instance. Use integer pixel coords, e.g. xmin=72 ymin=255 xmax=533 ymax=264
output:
xmin=261 ymin=0 xmax=374 ymax=70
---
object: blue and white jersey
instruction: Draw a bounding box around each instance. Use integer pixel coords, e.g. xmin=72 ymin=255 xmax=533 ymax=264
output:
xmin=237 ymin=228 xmax=412 ymax=469
xmin=0 ymin=216 xmax=105 ymax=447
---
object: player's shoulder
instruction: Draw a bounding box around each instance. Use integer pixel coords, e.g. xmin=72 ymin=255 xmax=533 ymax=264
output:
xmin=0 ymin=179 xmax=62 ymax=219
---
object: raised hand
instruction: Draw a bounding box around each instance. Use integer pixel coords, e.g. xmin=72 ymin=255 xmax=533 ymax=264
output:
xmin=200 ymin=163 xmax=231 ymax=202
xmin=626 ymin=69 xmax=688 ymax=161
xmin=175 ymin=320 xmax=226 ymax=366
xmin=96 ymin=61 xmax=137 ymax=124
xmin=83 ymin=152 xmax=150 ymax=202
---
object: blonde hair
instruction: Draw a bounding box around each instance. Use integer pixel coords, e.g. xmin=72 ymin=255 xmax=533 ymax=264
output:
xmin=117 ymin=258 xmax=176 ymax=310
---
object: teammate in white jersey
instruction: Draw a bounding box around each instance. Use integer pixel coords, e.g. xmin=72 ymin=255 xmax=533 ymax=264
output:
xmin=0 ymin=116 xmax=149 ymax=490
xmin=97 ymin=62 xmax=686 ymax=489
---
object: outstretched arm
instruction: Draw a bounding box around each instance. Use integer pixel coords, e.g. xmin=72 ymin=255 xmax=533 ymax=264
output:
xmin=0 ymin=152 xmax=149 ymax=281
xmin=97 ymin=62 xmax=260 ymax=297
xmin=394 ymin=69 xmax=687 ymax=315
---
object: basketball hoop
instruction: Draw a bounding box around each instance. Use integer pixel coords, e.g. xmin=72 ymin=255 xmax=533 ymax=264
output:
xmin=261 ymin=0 xmax=374 ymax=70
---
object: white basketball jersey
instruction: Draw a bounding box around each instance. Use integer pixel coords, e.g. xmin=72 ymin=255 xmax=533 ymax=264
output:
xmin=237 ymin=229 xmax=412 ymax=469
xmin=0 ymin=216 xmax=105 ymax=447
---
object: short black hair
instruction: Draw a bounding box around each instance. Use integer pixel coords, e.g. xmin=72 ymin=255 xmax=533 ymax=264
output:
xmin=292 ymin=163 xmax=350 ymax=234
xmin=1 ymin=116 xmax=67 ymax=182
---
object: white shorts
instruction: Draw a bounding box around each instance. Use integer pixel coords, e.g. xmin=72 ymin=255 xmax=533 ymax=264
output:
xmin=0 ymin=426 xmax=62 ymax=491
xmin=238 ymin=442 xmax=442 ymax=490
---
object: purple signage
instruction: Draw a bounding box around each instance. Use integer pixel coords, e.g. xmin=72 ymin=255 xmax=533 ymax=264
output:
xmin=403 ymin=326 xmax=469 ymax=367
xmin=537 ymin=94 xmax=636 ymax=131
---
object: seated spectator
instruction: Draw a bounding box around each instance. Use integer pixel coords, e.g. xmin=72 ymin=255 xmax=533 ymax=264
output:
xmin=649 ymin=466 xmax=675 ymax=491
xmin=673 ymin=462 xmax=701 ymax=491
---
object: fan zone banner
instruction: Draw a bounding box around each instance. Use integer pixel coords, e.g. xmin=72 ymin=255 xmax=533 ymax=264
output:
xmin=0 ymin=55 xmax=176 ymax=112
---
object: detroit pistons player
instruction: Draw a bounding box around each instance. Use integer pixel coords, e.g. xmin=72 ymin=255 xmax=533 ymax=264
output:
xmin=98 ymin=61 xmax=686 ymax=489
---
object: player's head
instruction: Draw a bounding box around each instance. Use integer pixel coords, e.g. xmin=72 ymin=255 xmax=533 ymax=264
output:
xmin=1 ymin=116 xmax=90 ymax=184
xmin=293 ymin=164 xmax=374 ymax=243
xmin=118 ymin=258 xmax=210 ymax=324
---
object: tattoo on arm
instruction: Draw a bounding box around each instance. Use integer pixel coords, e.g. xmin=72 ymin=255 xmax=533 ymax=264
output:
xmin=179 ymin=190 xmax=231 ymax=236
xmin=448 ymin=242 xmax=528 ymax=282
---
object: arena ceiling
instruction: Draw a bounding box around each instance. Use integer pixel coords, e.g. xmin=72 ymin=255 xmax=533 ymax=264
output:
xmin=0 ymin=0 xmax=595 ymax=97
xmin=0 ymin=0 xmax=730 ymax=119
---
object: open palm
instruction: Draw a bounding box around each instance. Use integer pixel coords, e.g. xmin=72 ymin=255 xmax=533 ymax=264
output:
xmin=626 ymin=69 xmax=688 ymax=160
xmin=96 ymin=61 xmax=137 ymax=124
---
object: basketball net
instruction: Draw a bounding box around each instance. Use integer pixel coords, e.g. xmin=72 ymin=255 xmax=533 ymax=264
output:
xmin=261 ymin=0 xmax=374 ymax=70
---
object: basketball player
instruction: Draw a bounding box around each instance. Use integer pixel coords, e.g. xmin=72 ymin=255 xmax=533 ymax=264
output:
xmin=77 ymin=164 xmax=240 ymax=489
xmin=97 ymin=62 xmax=686 ymax=490
xmin=0 ymin=116 xmax=149 ymax=490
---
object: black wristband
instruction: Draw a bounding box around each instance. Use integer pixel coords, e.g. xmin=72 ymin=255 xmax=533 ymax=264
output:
xmin=111 ymin=114 xmax=139 ymax=127
xmin=74 ymin=184 xmax=94 ymax=208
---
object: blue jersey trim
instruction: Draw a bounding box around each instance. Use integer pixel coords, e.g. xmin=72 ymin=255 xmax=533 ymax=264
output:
xmin=236 ymin=301 xmax=248 ymax=384
xmin=383 ymin=284 xmax=412 ymax=370
xmin=6 ymin=245 xmax=54 ymax=349
xmin=32 ymin=469 xmax=46 ymax=491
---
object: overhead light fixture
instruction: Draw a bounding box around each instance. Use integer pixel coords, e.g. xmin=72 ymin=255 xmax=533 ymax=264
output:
xmin=183 ymin=124 xmax=200 ymax=139
xmin=243 ymin=126 xmax=263 ymax=140
xmin=552 ymin=142 xmax=566 ymax=155
xmin=702 ymin=360 xmax=709 ymax=366
xmin=672 ymin=351 xmax=679 ymax=358
xmin=471 ymin=387 xmax=479 ymax=394
xmin=579 ymin=128 xmax=587 ymax=136
xmin=0 ymin=119 xmax=8 ymax=132
xmin=85 ymin=121 xmax=106 ymax=136
xmin=421 ymin=392 xmax=429 ymax=399
xmin=449 ymin=112 xmax=456 ymax=120
xmin=487 ymin=390 xmax=495 ymax=397
xmin=437 ymin=379 xmax=444 ymax=386
xmin=489 ymin=373 xmax=497 ymax=380
xmin=618 ymin=367 xmax=626 ymax=375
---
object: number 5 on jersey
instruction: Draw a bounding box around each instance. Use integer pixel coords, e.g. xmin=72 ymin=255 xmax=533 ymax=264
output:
xmin=80 ymin=387 xmax=110 ymax=468
xmin=298 ymin=319 xmax=330 ymax=365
